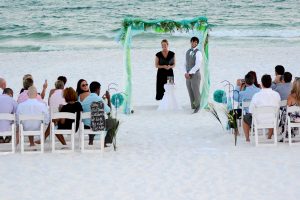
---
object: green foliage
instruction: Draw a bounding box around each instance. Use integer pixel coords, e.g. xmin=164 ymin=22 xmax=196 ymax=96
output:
xmin=118 ymin=17 xmax=209 ymax=43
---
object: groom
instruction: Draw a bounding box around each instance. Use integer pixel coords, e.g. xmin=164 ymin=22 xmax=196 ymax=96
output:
xmin=184 ymin=37 xmax=202 ymax=113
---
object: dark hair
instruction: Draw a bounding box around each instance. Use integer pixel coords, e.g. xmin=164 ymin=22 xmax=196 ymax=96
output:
xmin=57 ymin=76 xmax=67 ymax=85
xmin=76 ymin=79 xmax=87 ymax=96
xmin=283 ymin=72 xmax=292 ymax=83
xmin=261 ymin=74 xmax=272 ymax=88
xmin=161 ymin=39 xmax=169 ymax=45
xmin=55 ymin=80 xmax=64 ymax=89
xmin=190 ymin=37 xmax=199 ymax=44
xmin=63 ymin=87 xmax=78 ymax=103
xmin=248 ymin=71 xmax=261 ymax=88
xmin=89 ymin=81 xmax=101 ymax=93
xmin=245 ymin=73 xmax=254 ymax=85
xmin=275 ymin=65 xmax=285 ymax=75
xmin=3 ymin=88 xmax=13 ymax=96
xmin=23 ymin=78 xmax=34 ymax=90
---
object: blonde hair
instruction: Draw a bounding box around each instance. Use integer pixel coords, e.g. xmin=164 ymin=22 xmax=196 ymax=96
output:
xmin=291 ymin=79 xmax=300 ymax=104
xmin=27 ymin=86 xmax=37 ymax=98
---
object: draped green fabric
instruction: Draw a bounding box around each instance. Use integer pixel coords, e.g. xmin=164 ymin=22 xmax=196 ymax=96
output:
xmin=117 ymin=17 xmax=210 ymax=113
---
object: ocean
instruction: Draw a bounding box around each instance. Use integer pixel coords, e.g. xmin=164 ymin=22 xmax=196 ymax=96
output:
xmin=1 ymin=0 xmax=300 ymax=52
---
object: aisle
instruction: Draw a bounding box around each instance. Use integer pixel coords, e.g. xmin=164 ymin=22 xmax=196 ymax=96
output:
xmin=1 ymin=109 xmax=300 ymax=200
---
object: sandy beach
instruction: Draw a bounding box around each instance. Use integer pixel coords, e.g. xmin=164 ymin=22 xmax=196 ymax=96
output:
xmin=1 ymin=44 xmax=300 ymax=199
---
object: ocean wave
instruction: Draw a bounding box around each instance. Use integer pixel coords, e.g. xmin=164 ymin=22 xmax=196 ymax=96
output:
xmin=0 ymin=45 xmax=41 ymax=53
xmin=209 ymin=29 xmax=300 ymax=38
xmin=59 ymin=6 xmax=93 ymax=11
xmin=19 ymin=32 xmax=52 ymax=39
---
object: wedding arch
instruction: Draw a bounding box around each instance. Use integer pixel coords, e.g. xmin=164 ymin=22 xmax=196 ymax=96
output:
xmin=117 ymin=16 xmax=210 ymax=114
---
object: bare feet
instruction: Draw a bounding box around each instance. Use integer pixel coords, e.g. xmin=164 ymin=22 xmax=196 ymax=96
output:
xmin=35 ymin=140 xmax=41 ymax=144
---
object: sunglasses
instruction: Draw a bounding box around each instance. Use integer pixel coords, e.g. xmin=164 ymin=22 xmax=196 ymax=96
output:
xmin=295 ymin=77 xmax=300 ymax=81
xmin=81 ymin=83 xmax=88 ymax=87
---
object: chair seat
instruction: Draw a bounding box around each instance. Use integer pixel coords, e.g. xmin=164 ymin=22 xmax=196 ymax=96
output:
xmin=289 ymin=122 xmax=300 ymax=127
xmin=82 ymin=129 xmax=106 ymax=135
xmin=0 ymin=131 xmax=13 ymax=136
xmin=22 ymin=130 xmax=43 ymax=136
xmin=256 ymin=123 xmax=276 ymax=129
xmin=53 ymin=129 xmax=75 ymax=135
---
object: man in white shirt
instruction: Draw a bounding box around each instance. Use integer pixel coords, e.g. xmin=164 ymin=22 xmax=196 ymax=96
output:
xmin=16 ymin=86 xmax=50 ymax=146
xmin=184 ymin=37 xmax=202 ymax=113
xmin=0 ymin=88 xmax=17 ymax=143
xmin=243 ymin=74 xmax=281 ymax=142
xmin=0 ymin=77 xmax=6 ymax=94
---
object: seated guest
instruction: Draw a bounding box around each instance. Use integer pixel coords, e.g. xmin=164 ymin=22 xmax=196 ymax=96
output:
xmin=287 ymin=77 xmax=300 ymax=106
xmin=16 ymin=86 xmax=50 ymax=146
xmin=234 ymin=72 xmax=260 ymax=104
xmin=55 ymin=87 xmax=83 ymax=145
xmin=80 ymin=81 xmax=111 ymax=145
xmin=48 ymin=76 xmax=67 ymax=99
xmin=17 ymin=78 xmax=44 ymax=104
xmin=273 ymin=72 xmax=293 ymax=100
xmin=282 ymin=78 xmax=300 ymax=137
xmin=271 ymin=65 xmax=285 ymax=89
xmin=0 ymin=88 xmax=18 ymax=143
xmin=76 ymin=79 xmax=90 ymax=102
xmin=20 ymin=74 xmax=48 ymax=99
xmin=243 ymin=74 xmax=281 ymax=142
xmin=0 ymin=77 xmax=6 ymax=94
xmin=49 ymin=80 xmax=66 ymax=112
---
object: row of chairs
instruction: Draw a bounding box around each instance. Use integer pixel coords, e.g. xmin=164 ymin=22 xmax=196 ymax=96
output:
xmin=238 ymin=100 xmax=300 ymax=146
xmin=0 ymin=112 xmax=107 ymax=154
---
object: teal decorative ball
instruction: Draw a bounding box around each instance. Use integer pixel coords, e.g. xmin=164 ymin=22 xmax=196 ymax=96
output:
xmin=213 ymin=90 xmax=226 ymax=103
xmin=111 ymin=93 xmax=125 ymax=108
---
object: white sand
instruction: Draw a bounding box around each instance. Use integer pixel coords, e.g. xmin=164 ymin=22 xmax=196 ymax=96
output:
xmin=1 ymin=45 xmax=300 ymax=200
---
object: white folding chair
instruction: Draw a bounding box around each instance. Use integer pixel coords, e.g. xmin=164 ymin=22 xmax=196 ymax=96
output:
xmin=80 ymin=112 xmax=107 ymax=152
xmin=51 ymin=112 xmax=76 ymax=153
xmin=19 ymin=114 xmax=45 ymax=154
xmin=280 ymin=100 xmax=287 ymax=107
xmin=251 ymin=106 xmax=279 ymax=146
xmin=0 ymin=113 xmax=16 ymax=154
xmin=240 ymin=101 xmax=251 ymax=130
xmin=278 ymin=100 xmax=287 ymax=137
xmin=286 ymin=106 xmax=300 ymax=146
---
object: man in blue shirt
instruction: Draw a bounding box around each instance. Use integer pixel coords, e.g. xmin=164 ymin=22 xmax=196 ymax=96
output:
xmin=234 ymin=72 xmax=261 ymax=105
xmin=273 ymin=72 xmax=293 ymax=100
xmin=81 ymin=81 xmax=111 ymax=145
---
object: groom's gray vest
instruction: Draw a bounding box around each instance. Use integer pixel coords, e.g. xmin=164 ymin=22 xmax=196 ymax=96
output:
xmin=186 ymin=48 xmax=199 ymax=73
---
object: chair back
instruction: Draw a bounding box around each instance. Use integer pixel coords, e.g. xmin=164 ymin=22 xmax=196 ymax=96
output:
xmin=0 ymin=113 xmax=15 ymax=121
xmin=51 ymin=112 xmax=76 ymax=120
xmin=252 ymin=106 xmax=279 ymax=127
xmin=241 ymin=101 xmax=251 ymax=115
xmin=19 ymin=114 xmax=44 ymax=121
xmin=280 ymin=100 xmax=287 ymax=107
xmin=287 ymin=106 xmax=300 ymax=114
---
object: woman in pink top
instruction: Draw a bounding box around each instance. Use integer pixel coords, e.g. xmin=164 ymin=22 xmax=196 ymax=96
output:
xmin=17 ymin=78 xmax=43 ymax=104
xmin=49 ymin=80 xmax=66 ymax=112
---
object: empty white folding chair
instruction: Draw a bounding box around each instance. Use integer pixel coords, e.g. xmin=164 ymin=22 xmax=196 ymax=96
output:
xmin=251 ymin=106 xmax=279 ymax=146
xmin=51 ymin=112 xmax=76 ymax=153
xmin=0 ymin=113 xmax=16 ymax=154
xmin=19 ymin=114 xmax=45 ymax=154
xmin=286 ymin=106 xmax=300 ymax=146
xmin=80 ymin=112 xmax=107 ymax=152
